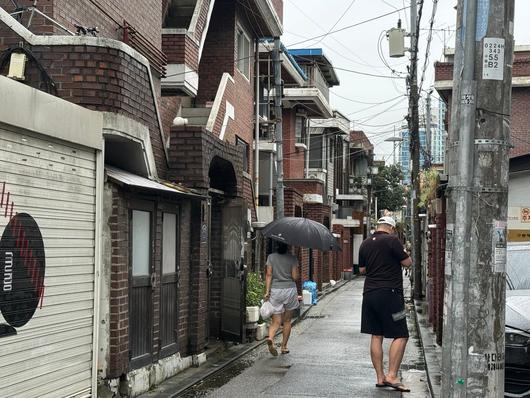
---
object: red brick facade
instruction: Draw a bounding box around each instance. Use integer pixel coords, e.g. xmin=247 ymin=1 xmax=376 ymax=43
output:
xmin=434 ymin=52 xmax=530 ymax=158
xmin=0 ymin=42 xmax=168 ymax=174
xmin=282 ymin=109 xmax=307 ymax=179
xmin=106 ymin=184 xmax=197 ymax=377
xmin=163 ymin=34 xmax=200 ymax=70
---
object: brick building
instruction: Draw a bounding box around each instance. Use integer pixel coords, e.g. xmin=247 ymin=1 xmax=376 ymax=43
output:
xmin=428 ymin=46 xmax=530 ymax=343
xmin=0 ymin=0 xmax=283 ymax=396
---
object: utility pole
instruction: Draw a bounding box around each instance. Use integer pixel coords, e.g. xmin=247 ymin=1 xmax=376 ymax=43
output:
xmin=273 ymin=37 xmax=284 ymax=218
xmin=425 ymin=92 xmax=432 ymax=168
xmin=407 ymin=0 xmax=423 ymax=299
xmin=442 ymin=0 xmax=514 ymax=396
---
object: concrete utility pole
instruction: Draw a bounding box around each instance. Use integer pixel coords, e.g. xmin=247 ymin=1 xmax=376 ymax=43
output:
xmin=407 ymin=0 xmax=423 ymax=299
xmin=273 ymin=37 xmax=284 ymax=218
xmin=442 ymin=0 xmax=514 ymax=396
xmin=425 ymin=92 xmax=432 ymax=168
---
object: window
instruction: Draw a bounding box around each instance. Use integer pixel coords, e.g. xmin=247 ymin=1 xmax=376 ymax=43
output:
xmin=236 ymin=137 xmax=249 ymax=172
xmin=295 ymin=116 xmax=307 ymax=144
xmin=162 ymin=213 xmax=178 ymax=275
xmin=161 ymin=211 xmax=179 ymax=355
xmin=132 ymin=210 xmax=150 ymax=276
xmin=236 ymin=28 xmax=251 ymax=79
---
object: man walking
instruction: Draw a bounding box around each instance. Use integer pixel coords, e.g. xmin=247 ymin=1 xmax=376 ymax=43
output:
xmin=359 ymin=216 xmax=412 ymax=393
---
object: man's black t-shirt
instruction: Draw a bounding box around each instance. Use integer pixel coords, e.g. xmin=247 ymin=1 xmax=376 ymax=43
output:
xmin=359 ymin=231 xmax=409 ymax=293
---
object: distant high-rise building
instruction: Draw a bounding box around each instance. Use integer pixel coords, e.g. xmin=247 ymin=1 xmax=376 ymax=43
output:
xmin=431 ymin=99 xmax=447 ymax=165
xmin=399 ymin=126 xmax=427 ymax=184
xmin=399 ymin=99 xmax=447 ymax=182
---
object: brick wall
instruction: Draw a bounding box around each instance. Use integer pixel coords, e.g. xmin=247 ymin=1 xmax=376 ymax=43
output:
xmin=511 ymin=89 xmax=530 ymax=158
xmin=188 ymin=200 xmax=209 ymax=353
xmin=177 ymin=201 xmax=192 ymax=353
xmin=435 ymin=56 xmax=530 ymax=159
xmin=0 ymin=0 xmax=54 ymax=38
xmin=208 ymin=201 xmax=223 ymax=338
xmin=196 ymin=1 xmax=236 ymax=105
xmin=284 ymin=186 xmax=303 ymax=218
xmin=285 ymin=180 xmax=324 ymax=197
xmin=162 ymin=33 xmax=200 ymax=70
xmin=0 ymin=1 xmax=163 ymax=62
xmin=106 ymin=183 xmax=197 ymax=376
xmin=168 ymin=126 xmax=244 ymax=196
xmin=54 ymin=0 xmax=162 ymax=49
xmin=108 ymin=184 xmax=129 ymax=378
xmin=283 ymin=109 xmax=306 ymax=180
xmin=0 ymin=42 xmax=168 ymax=175
xmin=160 ymin=96 xmax=182 ymax=142
xmin=302 ymin=203 xmax=331 ymax=290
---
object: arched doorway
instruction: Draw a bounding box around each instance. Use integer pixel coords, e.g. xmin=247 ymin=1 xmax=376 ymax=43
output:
xmin=207 ymin=156 xmax=246 ymax=342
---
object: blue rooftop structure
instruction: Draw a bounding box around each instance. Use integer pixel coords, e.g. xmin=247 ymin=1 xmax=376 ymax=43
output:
xmin=288 ymin=48 xmax=340 ymax=86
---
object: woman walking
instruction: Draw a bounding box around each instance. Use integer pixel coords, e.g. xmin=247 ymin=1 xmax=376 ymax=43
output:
xmin=263 ymin=242 xmax=300 ymax=356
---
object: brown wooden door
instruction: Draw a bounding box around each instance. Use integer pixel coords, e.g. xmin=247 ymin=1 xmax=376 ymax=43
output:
xmin=129 ymin=206 xmax=153 ymax=369
xmin=160 ymin=211 xmax=179 ymax=357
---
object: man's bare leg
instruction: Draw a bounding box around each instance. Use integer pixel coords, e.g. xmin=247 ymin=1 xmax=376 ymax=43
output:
xmin=386 ymin=337 xmax=408 ymax=385
xmin=370 ymin=335 xmax=385 ymax=385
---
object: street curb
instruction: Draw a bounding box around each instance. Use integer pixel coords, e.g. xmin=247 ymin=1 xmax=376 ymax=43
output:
xmin=167 ymin=278 xmax=353 ymax=397
xmin=412 ymin=299 xmax=441 ymax=398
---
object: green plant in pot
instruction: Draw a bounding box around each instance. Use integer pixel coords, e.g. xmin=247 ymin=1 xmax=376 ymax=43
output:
xmin=246 ymin=272 xmax=265 ymax=323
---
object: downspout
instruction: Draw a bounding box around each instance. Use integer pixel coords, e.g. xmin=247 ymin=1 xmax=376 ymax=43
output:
xmin=91 ymin=141 xmax=104 ymax=394
xmin=254 ymin=39 xmax=260 ymax=209
xmin=305 ymin=118 xmax=310 ymax=178
xmin=254 ymin=39 xmax=260 ymax=271
xmin=269 ymin=152 xmax=274 ymax=206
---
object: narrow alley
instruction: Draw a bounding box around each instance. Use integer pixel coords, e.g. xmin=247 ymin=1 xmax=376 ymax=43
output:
xmin=180 ymin=278 xmax=430 ymax=398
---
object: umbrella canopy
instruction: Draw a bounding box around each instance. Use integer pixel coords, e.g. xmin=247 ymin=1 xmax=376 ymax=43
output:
xmin=262 ymin=217 xmax=341 ymax=252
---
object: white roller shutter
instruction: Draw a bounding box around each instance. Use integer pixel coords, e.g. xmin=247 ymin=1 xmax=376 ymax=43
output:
xmin=0 ymin=126 xmax=96 ymax=398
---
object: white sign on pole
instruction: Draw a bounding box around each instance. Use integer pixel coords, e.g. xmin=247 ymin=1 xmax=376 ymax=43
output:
xmin=482 ymin=38 xmax=505 ymax=81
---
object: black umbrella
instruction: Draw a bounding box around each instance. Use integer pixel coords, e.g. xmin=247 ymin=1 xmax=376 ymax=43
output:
xmin=262 ymin=217 xmax=341 ymax=252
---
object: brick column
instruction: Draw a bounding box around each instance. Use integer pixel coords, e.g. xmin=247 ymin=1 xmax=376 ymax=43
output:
xmin=108 ymin=185 xmax=129 ymax=378
xmin=187 ymin=200 xmax=209 ymax=354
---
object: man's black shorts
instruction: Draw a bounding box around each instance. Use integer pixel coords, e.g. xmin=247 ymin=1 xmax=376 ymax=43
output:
xmin=361 ymin=288 xmax=409 ymax=338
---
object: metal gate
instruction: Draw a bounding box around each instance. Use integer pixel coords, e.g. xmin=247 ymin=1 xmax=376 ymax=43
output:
xmin=220 ymin=200 xmax=246 ymax=342
xmin=0 ymin=126 xmax=96 ymax=397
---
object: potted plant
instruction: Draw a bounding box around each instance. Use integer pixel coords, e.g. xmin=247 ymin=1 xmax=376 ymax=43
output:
xmin=246 ymin=272 xmax=265 ymax=323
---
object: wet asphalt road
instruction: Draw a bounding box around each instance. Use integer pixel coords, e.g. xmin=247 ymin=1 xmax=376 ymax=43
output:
xmin=182 ymin=277 xmax=430 ymax=398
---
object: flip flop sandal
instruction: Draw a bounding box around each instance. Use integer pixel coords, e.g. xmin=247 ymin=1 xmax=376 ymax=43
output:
xmin=267 ymin=339 xmax=278 ymax=356
xmin=375 ymin=383 xmax=386 ymax=388
xmin=281 ymin=349 xmax=290 ymax=354
xmin=384 ymin=382 xmax=411 ymax=392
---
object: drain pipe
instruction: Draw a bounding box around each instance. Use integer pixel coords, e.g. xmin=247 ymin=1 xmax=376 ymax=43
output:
xmin=269 ymin=152 xmax=274 ymax=206
xmin=254 ymin=39 xmax=260 ymax=271
xmin=254 ymin=39 xmax=260 ymax=209
xmin=305 ymin=118 xmax=310 ymax=178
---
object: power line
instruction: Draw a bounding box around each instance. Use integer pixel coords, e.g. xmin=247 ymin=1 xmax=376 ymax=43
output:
xmin=331 ymin=91 xmax=406 ymax=105
xmin=285 ymin=0 xmax=392 ymax=71
xmin=286 ymin=4 xmax=413 ymax=47
xmin=418 ymin=0 xmax=439 ymax=93
xmin=332 ymin=65 xmax=405 ymax=80
xmin=312 ymin=0 xmax=357 ymax=45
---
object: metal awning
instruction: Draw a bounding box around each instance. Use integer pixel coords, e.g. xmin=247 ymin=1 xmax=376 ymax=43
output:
xmin=106 ymin=166 xmax=204 ymax=198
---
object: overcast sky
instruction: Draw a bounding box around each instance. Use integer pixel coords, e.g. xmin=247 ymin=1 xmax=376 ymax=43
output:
xmin=283 ymin=0 xmax=530 ymax=162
